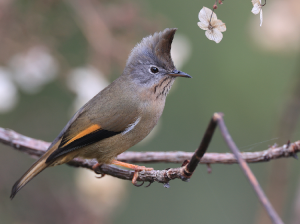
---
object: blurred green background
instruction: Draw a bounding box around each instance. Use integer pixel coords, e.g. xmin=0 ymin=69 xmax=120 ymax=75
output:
xmin=1 ymin=0 xmax=300 ymax=223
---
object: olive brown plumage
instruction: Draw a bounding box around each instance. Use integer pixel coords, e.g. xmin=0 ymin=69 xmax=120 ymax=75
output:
xmin=11 ymin=28 xmax=191 ymax=199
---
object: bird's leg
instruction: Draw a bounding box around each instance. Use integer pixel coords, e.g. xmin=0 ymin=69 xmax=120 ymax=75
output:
xmin=92 ymin=163 xmax=106 ymax=178
xmin=92 ymin=163 xmax=100 ymax=170
xmin=111 ymin=160 xmax=153 ymax=186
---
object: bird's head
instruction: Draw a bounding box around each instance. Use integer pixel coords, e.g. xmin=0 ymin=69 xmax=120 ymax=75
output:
xmin=123 ymin=28 xmax=191 ymax=87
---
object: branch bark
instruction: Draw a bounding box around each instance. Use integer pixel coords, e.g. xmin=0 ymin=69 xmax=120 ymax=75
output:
xmin=1 ymin=127 xmax=299 ymax=165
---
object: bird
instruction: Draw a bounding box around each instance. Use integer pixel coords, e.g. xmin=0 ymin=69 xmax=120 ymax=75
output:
xmin=10 ymin=28 xmax=191 ymax=199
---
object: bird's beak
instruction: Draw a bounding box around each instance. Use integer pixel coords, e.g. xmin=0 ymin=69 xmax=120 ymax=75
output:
xmin=168 ymin=70 xmax=192 ymax=78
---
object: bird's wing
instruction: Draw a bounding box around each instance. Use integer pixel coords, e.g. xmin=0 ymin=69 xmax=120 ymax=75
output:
xmin=45 ymin=90 xmax=139 ymax=163
xmin=46 ymin=105 xmax=85 ymax=152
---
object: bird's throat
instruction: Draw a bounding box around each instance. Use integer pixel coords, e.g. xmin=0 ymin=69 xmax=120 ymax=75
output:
xmin=153 ymin=76 xmax=175 ymax=100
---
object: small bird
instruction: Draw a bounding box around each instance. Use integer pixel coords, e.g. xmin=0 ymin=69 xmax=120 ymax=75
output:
xmin=10 ymin=28 xmax=191 ymax=199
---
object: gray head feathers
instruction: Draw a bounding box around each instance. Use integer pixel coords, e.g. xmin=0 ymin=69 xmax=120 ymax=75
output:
xmin=126 ymin=28 xmax=177 ymax=71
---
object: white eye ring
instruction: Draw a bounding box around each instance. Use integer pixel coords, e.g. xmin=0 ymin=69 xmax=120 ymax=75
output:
xmin=149 ymin=66 xmax=159 ymax=74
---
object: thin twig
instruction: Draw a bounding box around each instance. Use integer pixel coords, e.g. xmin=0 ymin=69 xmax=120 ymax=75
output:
xmin=210 ymin=0 xmax=218 ymax=23
xmin=185 ymin=114 xmax=218 ymax=175
xmin=215 ymin=113 xmax=284 ymax=224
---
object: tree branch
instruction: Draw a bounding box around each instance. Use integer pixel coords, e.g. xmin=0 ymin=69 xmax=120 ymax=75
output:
xmin=185 ymin=114 xmax=218 ymax=175
xmin=1 ymin=127 xmax=299 ymax=166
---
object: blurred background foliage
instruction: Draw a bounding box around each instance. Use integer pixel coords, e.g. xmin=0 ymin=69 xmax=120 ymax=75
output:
xmin=0 ymin=0 xmax=300 ymax=223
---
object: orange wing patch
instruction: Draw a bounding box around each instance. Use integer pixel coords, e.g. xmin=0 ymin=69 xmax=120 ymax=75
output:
xmin=62 ymin=124 xmax=101 ymax=147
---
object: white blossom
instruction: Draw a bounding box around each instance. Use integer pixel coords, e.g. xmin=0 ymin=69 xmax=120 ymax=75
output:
xmin=0 ymin=68 xmax=18 ymax=113
xmin=251 ymin=0 xmax=263 ymax=26
xmin=9 ymin=46 xmax=58 ymax=94
xmin=197 ymin=7 xmax=226 ymax=43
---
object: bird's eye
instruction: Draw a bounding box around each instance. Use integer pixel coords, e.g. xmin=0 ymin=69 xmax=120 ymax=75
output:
xmin=150 ymin=66 xmax=159 ymax=74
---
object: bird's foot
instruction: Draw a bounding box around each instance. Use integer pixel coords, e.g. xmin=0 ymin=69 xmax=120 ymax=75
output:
xmin=132 ymin=166 xmax=153 ymax=187
xmin=92 ymin=163 xmax=105 ymax=177
xmin=111 ymin=160 xmax=153 ymax=186
xmin=92 ymin=163 xmax=100 ymax=170
xmin=96 ymin=173 xmax=106 ymax=178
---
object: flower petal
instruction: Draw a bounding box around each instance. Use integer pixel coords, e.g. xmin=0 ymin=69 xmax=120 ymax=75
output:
xmin=198 ymin=7 xmax=217 ymax=23
xmin=197 ymin=22 xmax=209 ymax=30
xmin=260 ymin=9 xmax=263 ymax=26
xmin=251 ymin=4 xmax=261 ymax=15
xmin=211 ymin=19 xmax=226 ymax=32
xmin=205 ymin=28 xmax=223 ymax=43
xmin=251 ymin=0 xmax=260 ymax=6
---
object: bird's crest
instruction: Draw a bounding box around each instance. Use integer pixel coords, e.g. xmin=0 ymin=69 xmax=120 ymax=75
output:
xmin=126 ymin=28 xmax=177 ymax=70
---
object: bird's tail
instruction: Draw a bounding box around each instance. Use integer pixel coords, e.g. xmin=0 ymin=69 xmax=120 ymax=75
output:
xmin=10 ymin=144 xmax=58 ymax=199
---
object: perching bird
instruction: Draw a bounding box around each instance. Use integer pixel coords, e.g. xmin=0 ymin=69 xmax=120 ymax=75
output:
xmin=10 ymin=28 xmax=191 ymax=199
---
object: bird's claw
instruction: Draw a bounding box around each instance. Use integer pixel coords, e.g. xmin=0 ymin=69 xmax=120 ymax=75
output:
xmin=145 ymin=181 xmax=153 ymax=187
xmin=92 ymin=162 xmax=102 ymax=174
xmin=132 ymin=170 xmax=140 ymax=185
xmin=133 ymin=181 xmax=145 ymax=187
xmin=95 ymin=173 xmax=106 ymax=179
xmin=132 ymin=171 xmax=153 ymax=187
xmin=131 ymin=166 xmax=153 ymax=187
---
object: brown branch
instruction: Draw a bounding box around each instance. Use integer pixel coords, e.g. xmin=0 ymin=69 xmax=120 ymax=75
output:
xmin=1 ymin=127 xmax=299 ymax=165
xmin=185 ymin=114 xmax=218 ymax=176
xmin=216 ymin=114 xmax=284 ymax=224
